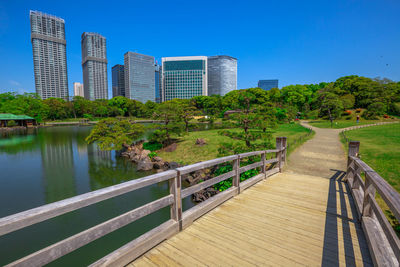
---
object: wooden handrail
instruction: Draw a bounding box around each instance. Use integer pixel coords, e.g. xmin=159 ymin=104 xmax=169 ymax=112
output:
xmin=1 ymin=137 xmax=287 ymax=266
xmin=346 ymin=142 xmax=400 ymax=266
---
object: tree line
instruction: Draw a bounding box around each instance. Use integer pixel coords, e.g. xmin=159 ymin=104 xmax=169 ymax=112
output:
xmin=1 ymin=75 xmax=399 ymax=122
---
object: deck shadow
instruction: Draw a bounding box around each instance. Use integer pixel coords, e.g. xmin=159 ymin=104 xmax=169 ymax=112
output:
xmin=321 ymin=169 xmax=372 ymax=266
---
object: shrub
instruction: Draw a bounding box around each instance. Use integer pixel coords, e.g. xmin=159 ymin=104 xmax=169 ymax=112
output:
xmin=391 ymin=102 xmax=400 ymax=116
xmin=362 ymin=102 xmax=386 ymax=119
xmin=305 ymin=110 xmax=319 ymax=120
xmin=356 ymin=108 xmax=362 ymax=113
xmin=83 ymin=113 xmax=94 ymax=121
xmin=384 ymin=114 xmax=389 ymax=118
xmin=345 ymin=116 xmax=351 ymax=120
xmin=143 ymin=142 xmax=162 ymax=151
xmin=148 ymin=151 xmax=157 ymax=159
xmin=7 ymin=120 xmax=17 ymax=127
xmin=344 ymin=110 xmax=352 ymax=115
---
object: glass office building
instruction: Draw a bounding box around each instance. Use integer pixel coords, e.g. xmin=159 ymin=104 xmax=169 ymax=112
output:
xmin=30 ymin=11 xmax=69 ymax=100
xmin=112 ymin=64 xmax=125 ymax=97
xmin=208 ymin=55 xmax=237 ymax=96
xmin=162 ymin=56 xmax=207 ymax=101
xmin=124 ymin=52 xmax=155 ymax=103
xmin=81 ymin=32 xmax=108 ymax=100
xmin=258 ymin=79 xmax=279 ymax=91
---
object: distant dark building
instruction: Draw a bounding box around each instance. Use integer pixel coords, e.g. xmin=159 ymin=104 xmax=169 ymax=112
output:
xmin=258 ymin=79 xmax=278 ymax=91
xmin=112 ymin=64 xmax=125 ymax=97
xmin=155 ymin=64 xmax=162 ymax=103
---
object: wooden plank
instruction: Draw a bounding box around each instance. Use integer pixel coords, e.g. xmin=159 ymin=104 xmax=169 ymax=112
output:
xmin=265 ymin=158 xmax=278 ymax=165
xmin=362 ymin=216 xmax=398 ymax=266
xmin=177 ymin=155 xmax=237 ymax=175
xmin=239 ymin=161 xmax=263 ymax=174
xmin=181 ymin=187 xmax=237 ymax=229
xmin=238 ymin=150 xmax=264 ymax=158
xmin=7 ymin=195 xmax=174 ymax=267
xmin=181 ymin=170 xmax=235 ymax=199
xmin=240 ymin=174 xmax=264 ymax=191
xmin=0 ymin=170 xmax=177 ymax=237
xmin=354 ymin=173 xmax=366 ymax=192
xmin=90 ymin=219 xmax=179 ymax=267
xmin=369 ymin=195 xmax=400 ymax=260
xmin=366 ymin=171 xmax=400 ymax=222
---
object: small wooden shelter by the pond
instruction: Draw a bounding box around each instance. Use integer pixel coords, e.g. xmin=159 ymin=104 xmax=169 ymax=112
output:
xmin=0 ymin=113 xmax=37 ymax=127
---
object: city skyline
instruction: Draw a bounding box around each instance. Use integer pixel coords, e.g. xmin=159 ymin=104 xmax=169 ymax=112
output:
xmin=1 ymin=1 xmax=400 ymax=96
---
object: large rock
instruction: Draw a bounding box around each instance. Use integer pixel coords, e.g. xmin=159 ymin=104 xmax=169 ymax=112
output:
xmin=152 ymin=156 xmax=163 ymax=162
xmin=168 ymin=162 xmax=179 ymax=169
xmin=153 ymin=161 xmax=164 ymax=169
xmin=137 ymin=159 xmax=154 ymax=171
xmin=195 ymin=138 xmax=207 ymax=146
xmin=139 ymin=149 xmax=151 ymax=160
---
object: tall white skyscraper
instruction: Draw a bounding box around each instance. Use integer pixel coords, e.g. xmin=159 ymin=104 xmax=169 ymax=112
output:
xmin=30 ymin=11 xmax=69 ymax=100
xmin=81 ymin=32 xmax=108 ymax=100
xmin=73 ymin=82 xmax=84 ymax=97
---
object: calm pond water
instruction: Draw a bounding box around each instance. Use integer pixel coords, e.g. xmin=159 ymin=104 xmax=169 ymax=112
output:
xmin=0 ymin=126 xmax=194 ymax=266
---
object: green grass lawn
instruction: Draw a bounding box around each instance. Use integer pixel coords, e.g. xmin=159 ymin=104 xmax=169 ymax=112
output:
xmin=158 ymin=123 xmax=313 ymax=165
xmin=308 ymin=118 xmax=398 ymax=129
xmin=343 ymin=123 xmax=400 ymax=192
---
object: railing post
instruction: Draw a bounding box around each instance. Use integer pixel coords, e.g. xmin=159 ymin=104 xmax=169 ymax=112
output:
xmin=281 ymin=137 xmax=287 ymax=168
xmin=233 ymin=155 xmax=240 ymax=194
xmin=276 ymin=137 xmax=283 ymax=172
xmin=261 ymin=152 xmax=266 ymax=178
xmin=169 ymin=171 xmax=182 ymax=230
xmin=345 ymin=141 xmax=360 ymax=182
xmin=363 ymin=173 xmax=376 ymax=217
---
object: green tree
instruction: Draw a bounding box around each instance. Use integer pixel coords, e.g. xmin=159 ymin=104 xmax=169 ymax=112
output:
xmin=151 ymin=101 xmax=185 ymax=146
xmin=218 ymin=91 xmax=273 ymax=155
xmin=43 ymin=98 xmax=67 ymax=120
xmin=318 ymin=90 xmax=344 ymax=127
xmin=86 ymin=118 xmax=144 ymax=150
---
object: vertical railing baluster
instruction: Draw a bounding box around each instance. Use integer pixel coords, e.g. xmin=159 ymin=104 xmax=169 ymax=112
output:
xmin=170 ymin=171 xmax=182 ymax=230
xmin=276 ymin=137 xmax=283 ymax=172
xmin=281 ymin=137 xmax=287 ymax=168
xmin=261 ymin=152 xmax=266 ymax=178
xmin=363 ymin=173 xmax=376 ymax=217
xmin=345 ymin=141 xmax=360 ymax=183
xmin=233 ymin=155 xmax=240 ymax=194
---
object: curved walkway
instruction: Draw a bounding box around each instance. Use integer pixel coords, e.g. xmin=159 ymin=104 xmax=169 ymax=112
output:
xmin=286 ymin=122 xmax=345 ymax=178
xmin=130 ymin=122 xmax=372 ymax=266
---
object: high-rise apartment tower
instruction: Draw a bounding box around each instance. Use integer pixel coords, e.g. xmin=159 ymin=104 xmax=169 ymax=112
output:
xmin=81 ymin=32 xmax=108 ymax=100
xmin=162 ymin=56 xmax=207 ymax=102
xmin=208 ymin=55 xmax=237 ymax=96
xmin=73 ymin=82 xmax=84 ymax=97
xmin=124 ymin=52 xmax=155 ymax=103
xmin=30 ymin=11 xmax=69 ymax=100
xmin=112 ymin=64 xmax=125 ymax=97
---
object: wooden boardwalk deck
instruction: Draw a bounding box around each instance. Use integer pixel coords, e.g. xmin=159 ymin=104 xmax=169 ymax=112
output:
xmin=131 ymin=172 xmax=372 ymax=266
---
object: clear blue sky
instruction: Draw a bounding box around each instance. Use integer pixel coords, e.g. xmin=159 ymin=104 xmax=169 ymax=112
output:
xmin=0 ymin=0 xmax=399 ymax=96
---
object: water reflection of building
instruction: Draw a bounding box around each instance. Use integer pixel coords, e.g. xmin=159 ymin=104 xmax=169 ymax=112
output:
xmin=87 ymin=145 xmax=114 ymax=190
xmin=41 ymin=138 xmax=76 ymax=203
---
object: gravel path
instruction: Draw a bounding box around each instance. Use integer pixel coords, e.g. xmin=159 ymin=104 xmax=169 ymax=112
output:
xmin=285 ymin=122 xmax=346 ymax=178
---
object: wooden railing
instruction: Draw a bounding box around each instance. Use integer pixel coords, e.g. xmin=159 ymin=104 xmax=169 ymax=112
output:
xmin=0 ymin=137 xmax=287 ymax=267
xmin=346 ymin=141 xmax=400 ymax=266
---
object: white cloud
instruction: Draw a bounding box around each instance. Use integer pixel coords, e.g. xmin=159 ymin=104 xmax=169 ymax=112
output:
xmin=9 ymin=80 xmax=22 ymax=87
